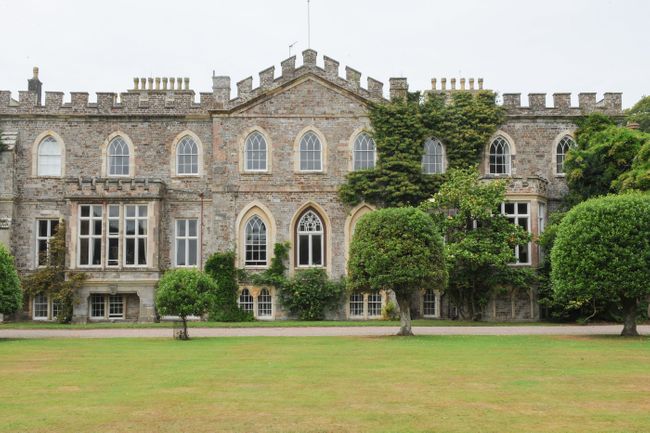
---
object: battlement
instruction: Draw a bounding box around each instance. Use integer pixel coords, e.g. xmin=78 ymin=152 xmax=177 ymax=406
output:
xmin=430 ymin=77 xmax=485 ymax=92
xmin=501 ymin=92 xmax=622 ymax=116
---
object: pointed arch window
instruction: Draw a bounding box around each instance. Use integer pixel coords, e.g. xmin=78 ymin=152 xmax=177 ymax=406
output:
xmin=556 ymin=135 xmax=575 ymax=175
xmin=37 ymin=136 xmax=62 ymax=176
xmin=245 ymin=215 xmax=267 ymax=266
xmin=257 ymin=288 xmax=272 ymax=317
xmin=353 ymin=133 xmax=376 ymax=170
xmin=422 ymin=138 xmax=444 ymax=174
xmin=299 ymin=131 xmax=322 ymax=171
xmin=489 ymin=136 xmax=511 ymax=175
xmin=176 ymin=135 xmax=198 ymax=175
xmin=297 ymin=210 xmax=324 ymax=266
xmin=238 ymin=289 xmax=254 ymax=313
xmin=108 ymin=136 xmax=130 ymax=176
xmin=245 ymin=131 xmax=268 ymax=172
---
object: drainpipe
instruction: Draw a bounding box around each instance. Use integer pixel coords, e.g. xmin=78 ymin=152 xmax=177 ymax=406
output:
xmin=199 ymin=192 xmax=205 ymax=269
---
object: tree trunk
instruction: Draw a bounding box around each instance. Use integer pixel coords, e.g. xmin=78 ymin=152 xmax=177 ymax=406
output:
xmin=621 ymin=297 xmax=639 ymax=337
xmin=181 ymin=316 xmax=189 ymax=340
xmin=396 ymin=296 xmax=414 ymax=336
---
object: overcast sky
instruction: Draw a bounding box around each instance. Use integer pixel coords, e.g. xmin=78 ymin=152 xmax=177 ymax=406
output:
xmin=1 ymin=0 xmax=648 ymax=107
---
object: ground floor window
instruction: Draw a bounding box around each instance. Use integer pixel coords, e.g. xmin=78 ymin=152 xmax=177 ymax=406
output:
xmin=367 ymin=293 xmax=382 ymax=317
xmin=423 ymin=290 xmax=437 ymax=317
xmin=500 ymin=202 xmax=531 ymax=265
xmin=239 ymin=289 xmax=254 ymax=313
xmin=90 ymin=294 xmax=125 ymax=320
xmin=33 ymin=293 xmax=49 ymax=320
xmin=349 ymin=294 xmax=364 ymax=317
xmin=257 ymin=288 xmax=272 ymax=317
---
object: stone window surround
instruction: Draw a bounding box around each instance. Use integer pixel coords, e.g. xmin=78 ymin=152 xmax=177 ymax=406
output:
xmin=237 ymin=286 xmax=276 ymax=320
xmin=174 ymin=218 xmax=200 ymax=268
xmin=349 ymin=127 xmax=377 ymax=172
xmin=35 ymin=218 xmax=60 ymax=268
xmin=170 ymin=130 xmax=205 ymax=178
xmin=422 ymin=137 xmax=447 ymax=175
xmin=343 ymin=203 xmax=375 ymax=270
xmin=419 ymin=289 xmax=442 ymax=318
xmin=235 ymin=201 xmax=276 ymax=269
xmin=239 ymin=126 xmax=272 ymax=174
xmin=89 ymin=293 xmax=126 ymax=320
xmin=552 ymin=130 xmax=576 ymax=177
xmin=293 ymin=126 xmax=328 ymax=174
xmin=100 ymin=131 xmax=136 ymax=178
xmin=32 ymin=293 xmax=59 ymax=321
xmin=289 ymin=201 xmax=332 ymax=273
xmin=484 ymin=130 xmax=517 ymax=177
xmin=500 ymin=200 xmax=532 ymax=266
xmin=30 ymin=130 xmax=66 ymax=178
xmin=346 ymin=291 xmax=386 ymax=320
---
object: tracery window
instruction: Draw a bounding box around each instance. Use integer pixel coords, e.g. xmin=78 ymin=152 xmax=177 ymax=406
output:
xmin=37 ymin=136 xmax=62 ymax=176
xmin=422 ymin=138 xmax=444 ymax=174
xmin=297 ymin=210 xmax=324 ymax=267
xmin=245 ymin=132 xmax=268 ymax=172
xmin=107 ymin=136 xmax=130 ymax=176
xmin=299 ymin=131 xmax=322 ymax=171
xmin=489 ymin=136 xmax=511 ymax=175
xmin=353 ymin=133 xmax=376 ymax=170
xmin=556 ymin=135 xmax=575 ymax=175
xmin=176 ymin=135 xmax=199 ymax=175
xmin=245 ymin=215 xmax=267 ymax=266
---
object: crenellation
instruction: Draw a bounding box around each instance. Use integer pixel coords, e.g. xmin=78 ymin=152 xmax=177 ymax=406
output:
xmin=281 ymin=56 xmax=296 ymax=79
xmin=19 ymin=91 xmax=38 ymax=108
xmin=601 ymin=92 xmax=622 ymax=111
xmin=0 ymin=91 xmax=10 ymax=107
xmin=503 ymin=93 xmax=521 ymax=108
xmin=302 ymin=49 xmax=317 ymax=67
xmin=323 ymin=56 xmax=339 ymax=79
xmin=120 ymin=92 xmax=139 ymax=111
xmin=345 ymin=66 xmax=361 ymax=90
xmin=367 ymin=77 xmax=383 ymax=99
xmin=553 ymin=93 xmax=571 ymax=109
xmin=259 ymin=66 xmax=275 ymax=89
xmin=45 ymin=91 xmax=64 ymax=109
xmin=578 ymin=92 xmax=597 ymax=111
xmin=389 ymin=77 xmax=408 ymax=101
xmin=528 ymin=93 xmax=547 ymax=109
xmin=237 ymin=76 xmax=253 ymax=99
xmin=96 ymin=93 xmax=116 ymax=112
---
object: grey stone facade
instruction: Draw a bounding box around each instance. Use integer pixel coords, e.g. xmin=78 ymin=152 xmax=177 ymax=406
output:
xmin=0 ymin=50 xmax=623 ymax=322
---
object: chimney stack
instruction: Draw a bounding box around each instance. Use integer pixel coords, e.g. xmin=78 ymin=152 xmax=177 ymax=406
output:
xmin=28 ymin=66 xmax=43 ymax=105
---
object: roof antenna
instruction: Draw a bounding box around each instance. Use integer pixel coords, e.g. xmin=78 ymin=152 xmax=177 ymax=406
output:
xmin=307 ymin=0 xmax=311 ymax=49
xmin=289 ymin=41 xmax=298 ymax=57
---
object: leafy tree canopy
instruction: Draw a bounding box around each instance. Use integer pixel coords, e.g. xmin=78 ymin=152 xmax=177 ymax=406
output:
xmin=626 ymin=95 xmax=650 ymax=133
xmin=422 ymin=168 xmax=534 ymax=320
xmin=348 ymin=207 xmax=446 ymax=335
xmin=0 ymin=244 xmax=22 ymax=316
xmin=550 ymin=192 xmax=650 ymax=336
xmin=339 ymin=91 xmax=504 ymax=208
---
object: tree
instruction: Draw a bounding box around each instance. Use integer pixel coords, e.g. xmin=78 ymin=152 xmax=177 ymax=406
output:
xmin=204 ymin=251 xmax=252 ymax=322
xmin=22 ymin=221 xmax=86 ymax=323
xmin=626 ymin=95 xmax=650 ymax=133
xmin=279 ymin=268 xmax=345 ymax=320
xmin=565 ymin=115 xmax=646 ymax=204
xmin=613 ymin=140 xmax=650 ymax=192
xmin=339 ymin=91 xmax=503 ymax=208
xmin=348 ymin=207 xmax=447 ymax=335
xmin=155 ymin=269 xmax=217 ymax=339
xmin=0 ymin=244 xmax=22 ymax=317
xmin=422 ymin=168 xmax=534 ymax=320
xmin=551 ymin=193 xmax=650 ymax=336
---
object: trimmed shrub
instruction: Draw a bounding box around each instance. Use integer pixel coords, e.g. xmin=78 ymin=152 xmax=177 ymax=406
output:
xmin=0 ymin=244 xmax=22 ymax=317
xmin=280 ymin=268 xmax=345 ymax=320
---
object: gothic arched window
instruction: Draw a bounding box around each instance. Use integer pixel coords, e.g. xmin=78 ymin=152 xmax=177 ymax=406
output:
xmin=353 ymin=132 xmax=376 ymax=170
xmin=107 ymin=136 xmax=130 ymax=176
xmin=245 ymin=131 xmax=268 ymax=171
xmin=296 ymin=210 xmax=324 ymax=266
xmin=176 ymin=135 xmax=199 ymax=175
xmin=422 ymin=138 xmax=444 ymax=174
xmin=238 ymin=289 xmax=253 ymax=312
xmin=245 ymin=215 xmax=267 ymax=266
xmin=489 ymin=136 xmax=511 ymax=175
xmin=37 ymin=136 xmax=62 ymax=176
xmin=556 ymin=135 xmax=575 ymax=175
xmin=299 ymin=131 xmax=322 ymax=171
xmin=257 ymin=288 xmax=272 ymax=317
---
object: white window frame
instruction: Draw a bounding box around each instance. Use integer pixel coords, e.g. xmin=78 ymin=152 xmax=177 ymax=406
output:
xmin=423 ymin=290 xmax=437 ymax=317
xmin=32 ymin=293 xmax=49 ymax=320
xmin=555 ymin=135 xmax=575 ymax=176
xmin=244 ymin=131 xmax=268 ymax=172
xmin=367 ymin=293 xmax=382 ymax=317
xmin=175 ymin=219 xmax=199 ymax=267
xmin=108 ymin=294 xmax=125 ymax=319
xmin=299 ymin=131 xmax=323 ymax=172
xmin=257 ymin=288 xmax=273 ymax=317
xmin=422 ymin=138 xmax=445 ymax=174
xmin=78 ymin=205 xmax=103 ymax=268
xmin=244 ymin=215 xmax=267 ymax=267
xmin=107 ymin=205 xmax=121 ymax=267
xmin=124 ymin=205 xmax=148 ymax=267
xmin=349 ymin=293 xmax=364 ymax=318
xmin=36 ymin=219 xmax=59 ymax=267
xmin=107 ymin=136 xmax=131 ymax=177
xmin=238 ymin=289 xmax=254 ymax=313
xmin=296 ymin=210 xmax=324 ymax=267
xmin=489 ymin=136 xmax=512 ymax=175
xmin=353 ymin=133 xmax=376 ymax=171
xmin=176 ymin=135 xmax=199 ymax=176
xmin=90 ymin=294 xmax=106 ymax=319
xmin=37 ymin=136 xmax=62 ymax=177
xmin=500 ymin=201 xmax=531 ymax=265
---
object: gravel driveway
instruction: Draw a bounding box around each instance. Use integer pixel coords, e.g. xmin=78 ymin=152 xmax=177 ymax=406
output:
xmin=1 ymin=324 xmax=647 ymax=339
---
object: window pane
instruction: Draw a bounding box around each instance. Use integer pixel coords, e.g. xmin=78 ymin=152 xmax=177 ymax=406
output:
xmin=81 ymin=206 xmax=90 ymax=217
xmin=93 ymin=220 xmax=102 ymax=236
xmin=188 ymin=220 xmax=197 ymax=237
xmin=311 ymin=235 xmax=322 ymax=265
xmin=38 ymin=220 xmax=48 ymax=237
xmin=80 ymin=239 xmax=89 ymax=265
xmin=92 ymin=239 xmax=102 ymax=265
xmin=138 ymin=220 xmax=147 ymax=236
xmin=138 ymin=239 xmax=146 ymax=265
xmin=188 ymin=239 xmax=197 ymax=266
xmin=126 ymin=239 xmax=135 ymax=265
xmin=298 ymin=235 xmax=309 ymax=265
xmin=177 ymin=220 xmax=186 ymax=237
xmin=176 ymin=239 xmax=186 ymax=266
xmin=108 ymin=238 xmax=119 ymax=266
xmin=518 ymin=203 xmax=528 ymax=214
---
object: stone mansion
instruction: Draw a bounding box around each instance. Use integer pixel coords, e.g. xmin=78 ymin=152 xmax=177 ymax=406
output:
xmin=0 ymin=50 xmax=623 ymax=323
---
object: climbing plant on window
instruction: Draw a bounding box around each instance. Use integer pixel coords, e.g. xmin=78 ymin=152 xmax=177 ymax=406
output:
xmin=339 ymin=90 xmax=504 ymax=208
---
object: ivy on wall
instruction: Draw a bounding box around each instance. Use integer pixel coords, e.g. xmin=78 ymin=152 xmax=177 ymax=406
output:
xmin=339 ymin=91 xmax=504 ymax=208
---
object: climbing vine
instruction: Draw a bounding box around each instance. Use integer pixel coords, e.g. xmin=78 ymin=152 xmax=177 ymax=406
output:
xmin=339 ymin=90 xmax=504 ymax=208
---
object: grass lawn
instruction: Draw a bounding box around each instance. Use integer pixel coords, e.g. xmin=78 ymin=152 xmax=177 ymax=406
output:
xmin=0 ymin=319 xmax=565 ymax=330
xmin=1 ymin=336 xmax=649 ymax=433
